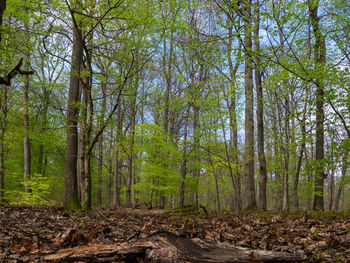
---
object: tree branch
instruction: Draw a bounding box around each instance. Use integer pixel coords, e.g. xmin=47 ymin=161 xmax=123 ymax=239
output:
xmin=0 ymin=58 xmax=34 ymax=86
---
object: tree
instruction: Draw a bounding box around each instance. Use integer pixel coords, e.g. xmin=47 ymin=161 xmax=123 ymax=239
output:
xmin=309 ymin=0 xmax=326 ymax=211
xmin=243 ymin=0 xmax=256 ymax=210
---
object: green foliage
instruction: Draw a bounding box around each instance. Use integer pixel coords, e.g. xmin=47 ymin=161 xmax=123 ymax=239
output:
xmin=5 ymin=173 xmax=54 ymax=205
xmin=132 ymin=123 xmax=181 ymax=201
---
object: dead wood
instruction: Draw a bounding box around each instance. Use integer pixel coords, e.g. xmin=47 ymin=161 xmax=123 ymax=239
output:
xmin=44 ymin=231 xmax=306 ymax=262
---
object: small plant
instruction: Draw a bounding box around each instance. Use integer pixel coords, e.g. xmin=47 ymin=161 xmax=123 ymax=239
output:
xmin=316 ymin=252 xmax=324 ymax=259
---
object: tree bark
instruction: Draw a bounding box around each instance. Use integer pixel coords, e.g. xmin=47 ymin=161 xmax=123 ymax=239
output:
xmin=254 ymin=0 xmax=267 ymax=211
xmin=243 ymin=0 xmax=256 ymax=210
xmin=113 ymin=99 xmax=123 ymax=207
xmin=23 ymin=6 xmax=31 ymax=193
xmin=0 ymin=84 xmax=7 ymax=198
xmin=334 ymin=150 xmax=349 ymax=211
xmin=179 ymin=106 xmax=189 ymax=208
xmin=0 ymin=0 xmax=5 ymax=43
xmin=64 ymin=19 xmax=83 ymax=209
xmin=97 ymin=79 xmax=107 ymax=205
xmin=309 ymin=0 xmax=326 ymax=211
xmin=227 ymin=20 xmax=242 ymax=211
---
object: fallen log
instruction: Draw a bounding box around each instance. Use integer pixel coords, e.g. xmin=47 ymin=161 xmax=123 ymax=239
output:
xmin=44 ymin=232 xmax=306 ymax=262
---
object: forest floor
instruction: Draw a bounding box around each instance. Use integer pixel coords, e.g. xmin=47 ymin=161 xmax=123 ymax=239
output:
xmin=0 ymin=205 xmax=349 ymax=262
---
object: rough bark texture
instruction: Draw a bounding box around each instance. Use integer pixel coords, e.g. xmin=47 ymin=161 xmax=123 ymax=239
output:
xmin=44 ymin=232 xmax=305 ymax=262
xmin=243 ymin=0 xmax=256 ymax=210
xmin=64 ymin=23 xmax=83 ymax=209
xmin=309 ymin=0 xmax=326 ymax=211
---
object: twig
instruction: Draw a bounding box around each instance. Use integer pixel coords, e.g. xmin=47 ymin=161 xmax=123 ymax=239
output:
xmin=0 ymin=236 xmax=13 ymax=263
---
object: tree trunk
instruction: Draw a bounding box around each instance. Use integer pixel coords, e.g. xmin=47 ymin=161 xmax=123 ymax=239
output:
xmin=0 ymin=0 xmax=5 ymax=43
xmin=282 ymin=96 xmax=290 ymax=212
xmin=254 ymin=0 xmax=267 ymax=211
xmin=227 ymin=21 xmax=242 ymax=211
xmin=193 ymin=103 xmax=200 ymax=208
xmin=127 ymin=73 xmax=138 ymax=208
xmin=179 ymin=106 xmax=189 ymax=208
xmin=64 ymin=20 xmax=83 ymax=209
xmin=23 ymin=6 xmax=31 ymax=193
xmin=0 ymin=84 xmax=7 ymax=198
xmin=309 ymin=0 xmax=326 ymax=211
xmin=271 ymin=91 xmax=282 ymax=210
xmin=113 ymin=100 xmax=123 ymax=207
xmin=293 ymin=110 xmax=306 ymax=209
xmin=97 ymin=80 xmax=107 ymax=205
xmin=334 ymin=151 xmax=349 ymax=211
xmin=243 ymin=0 xmax=256 ymax=210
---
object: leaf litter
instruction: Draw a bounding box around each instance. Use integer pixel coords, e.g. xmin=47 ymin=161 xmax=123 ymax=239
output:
xmin=0 ymin=205 xmax=349 ymax=262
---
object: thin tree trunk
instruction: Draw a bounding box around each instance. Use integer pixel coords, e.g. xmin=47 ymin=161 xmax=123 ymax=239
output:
xmin=282 ymin=96 xmax=290 ymax=211
xmin=227 ymin=21 xmax=242 ymax=211
xmin=243 ymin=0 xmax=256 ymax=210
xmin=193 ymin=103 xmax=200 ymax=208
xmin=179 ymin=106 xmax=189 ymax=208
xmin=0 ymin=84 xmax=7 ymax=198
xmin=334 ymin=151 xmax=349 ymax=211
xmin=23 ymin=6 xmax=31 ymax=193
xmin=127 ymin=73 xmax=138 ymax=208
xmin=271 ymin=91 xmax=282 ymax=210
xmin=254 ymin=0 xmax=267 ymax=210
xmin=113 ymin=100 xmax=123 ymax=207
xmin=293 ymin=109 xmax=306 ymax=209
xmin=97 ymin=80 xmax=107 ymax=205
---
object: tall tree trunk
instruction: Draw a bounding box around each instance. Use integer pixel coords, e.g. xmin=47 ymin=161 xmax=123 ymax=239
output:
xmin=193 ymin=103 xmax=200 ymax=208
xmin=64 ymin=19 xmax=83 ymax=209
xmin=243 ymin=0 xmax=256 ymax=210
xmin=271 ymin=91 xmax=282 ymax=210
xmin=0 ymin=84 xmax=7 ymax=198
xmin=227 ymin=21 xmax=242 ymax=211
xmin=179 ymin=106 xmax=189 ymax=208
xmin=309 ymin=0 xmax=326 ymax=211
xmin=23 ymin=6 xmax=31 ymax=193
xmin=282 ymin=96 xmax=290 ymax=211
xmin=293 ymin=107 xmax=307 ymax=209
xmin=254 ymin=0 xmax=266 ymax=210
xmin=97 ymin=80 xmax=107 ymax=205
xmin=126 ymin=70 xmax=138 ymax=208
xmin=113 ymin=100 xmax=123 ymax=207
xmin=161 ymin=28 xmax=174 ymax=209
